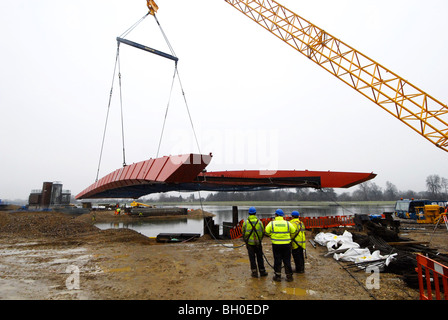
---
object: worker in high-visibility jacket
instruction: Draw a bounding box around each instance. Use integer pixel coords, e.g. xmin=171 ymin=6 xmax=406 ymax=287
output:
xmin=242 ymin=207 xmax=268 ymax=278
xmin=265 ymin=209 xmax=297 ymax=282
xmin=290 ymin=210 xmax=306 ymax=273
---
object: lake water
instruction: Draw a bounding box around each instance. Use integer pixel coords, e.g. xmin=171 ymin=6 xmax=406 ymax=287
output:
xmin=95 ymin=203 xmax=395 ymax=238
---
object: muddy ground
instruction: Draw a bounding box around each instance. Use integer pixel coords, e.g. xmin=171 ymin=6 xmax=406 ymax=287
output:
xmin=0 ymin=210 xmax=446 ymax=300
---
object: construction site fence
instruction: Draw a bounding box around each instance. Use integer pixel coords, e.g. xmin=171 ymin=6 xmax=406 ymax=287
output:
xmin=229 ymin=215 xmax=355 ymax=240
xmin=416 ymin=254 xmax=448 ymax=300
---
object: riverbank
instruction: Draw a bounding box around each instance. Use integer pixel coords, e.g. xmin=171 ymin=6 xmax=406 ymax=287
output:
xmin=0 ymin=210 xmax=446 ymax=300
xmin=76 ymin=208 xmax=215 ymax=224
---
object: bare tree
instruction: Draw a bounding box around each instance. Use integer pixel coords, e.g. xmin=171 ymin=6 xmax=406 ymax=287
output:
xmin=426 ymin=174 xmax=442 ymax=197
xmin=384 ymin=181 xmax=398 ymax=200
xmin=353 ymin=182 xmax=383 ymax=201
xmin=356 ymin=182 xmax=370 ymax=201
xmin=441 ymin=177 xmax=448 ymax=198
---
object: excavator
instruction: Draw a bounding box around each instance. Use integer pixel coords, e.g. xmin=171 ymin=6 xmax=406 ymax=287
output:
xmin=147 ymin=0 xmax=448 ymax=153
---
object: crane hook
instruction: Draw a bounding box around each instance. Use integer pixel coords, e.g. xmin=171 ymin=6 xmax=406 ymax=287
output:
xmin=147 ymin=0 xmax=159 ymax=15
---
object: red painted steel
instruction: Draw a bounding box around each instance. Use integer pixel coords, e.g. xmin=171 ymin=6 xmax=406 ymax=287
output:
xmin=198 ymin=170 xmax=376 ymax=188
xmin=76 ymin=153 xmax=212 ymax=200
xmin=76 ymin=153 xmax=376 ymax=199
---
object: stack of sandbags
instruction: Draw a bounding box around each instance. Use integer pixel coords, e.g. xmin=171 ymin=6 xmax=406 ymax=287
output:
xmin=314 ymin=230 xmax=397 ymax=270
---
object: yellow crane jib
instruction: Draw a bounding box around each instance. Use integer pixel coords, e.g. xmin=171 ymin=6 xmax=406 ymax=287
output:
xmin=223 ymin=0 xmax=448 ymax=152
xmin=144 ymin=0 xmax=448 ymax=152
xmin=131 ymin=201 xmax=154 ymax=208
xmin=147 ymin=0 xmax=159 ymax=15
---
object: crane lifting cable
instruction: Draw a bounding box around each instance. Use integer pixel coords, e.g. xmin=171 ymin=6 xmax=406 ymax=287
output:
xmin=95 ymin=9 xmax=202 ymax=182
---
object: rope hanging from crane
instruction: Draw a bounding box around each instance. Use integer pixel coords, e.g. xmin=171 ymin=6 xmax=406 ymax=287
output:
xmin=151 ymin=13 xmax=202 ymax=157
xmin=95 ymin=11 xmax=201 ymax=182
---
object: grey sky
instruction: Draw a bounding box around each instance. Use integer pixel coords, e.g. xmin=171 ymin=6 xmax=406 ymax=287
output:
xmin=1 ymin=0 xmax=448 ymax=200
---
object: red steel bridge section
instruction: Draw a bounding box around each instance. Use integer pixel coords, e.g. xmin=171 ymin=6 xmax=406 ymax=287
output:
xmin=76 ymin=153 xmax=376 ymax=200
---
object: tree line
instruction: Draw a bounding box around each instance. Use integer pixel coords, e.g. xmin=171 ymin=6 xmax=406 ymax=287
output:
xmin=156 ymin=174 xmax=448 ymax=202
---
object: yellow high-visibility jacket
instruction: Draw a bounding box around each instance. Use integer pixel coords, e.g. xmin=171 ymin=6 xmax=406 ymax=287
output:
xmin=290 ymin=218 xmax=306 ymax=250
xmin=265 ymin=216 xmax=297 ymax=245
xmin=242 ymin=215 xmax=264 ymax=245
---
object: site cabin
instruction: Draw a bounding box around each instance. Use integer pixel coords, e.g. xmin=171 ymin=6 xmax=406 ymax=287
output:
xmin=394 ymin=199 xmax=447 ymax=220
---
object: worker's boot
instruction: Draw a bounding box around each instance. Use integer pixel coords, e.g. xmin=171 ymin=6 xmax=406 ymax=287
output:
xmin=295 ymin=266 xmax=304 ymax=273
xmin=273 ymin=273 xmax=281 ymax=282
xmin=251 ymin=269 xmax=258 ymax=278
xmin=259 ymin=270 xmax=268 ymax=277
xmin=286 ymin=274 xmax=293 ymax=282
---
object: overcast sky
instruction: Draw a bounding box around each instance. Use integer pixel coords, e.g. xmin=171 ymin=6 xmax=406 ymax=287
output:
xmin=1 ymin=0 xmax=448 ymax=200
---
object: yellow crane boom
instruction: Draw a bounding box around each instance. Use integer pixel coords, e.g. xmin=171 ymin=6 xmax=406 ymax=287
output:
xmin=224 ymin=0 xmax=448 ymax=152
xmin=148 ymin=0 xmax=448 ymax=152
xmin=130 ymin=201 xmax=154 ymax=208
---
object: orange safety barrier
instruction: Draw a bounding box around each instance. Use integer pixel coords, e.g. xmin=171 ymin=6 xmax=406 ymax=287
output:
xmin=260 ymin=217 xmax=274 ymax=227
xmin=229 ymin=219 xmax=244 ymax=239
xmin=335 ymin=215 xmax=355 ymax=227
xmin=301 ymin=215 xmax=355 ymax=229
xmin=416 ymin=254 xmax=448 ymax=300
xmin=302 ymin=217 xmax=319 ymax=229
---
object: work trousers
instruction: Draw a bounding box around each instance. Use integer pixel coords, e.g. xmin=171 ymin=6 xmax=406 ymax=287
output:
xmin=292 ymin=246 xmax=305 ymax=273
xmin=272 ymin=243 xmax=293 ymax=276
xmin=246 ymin=244 xmax=266 ymax=273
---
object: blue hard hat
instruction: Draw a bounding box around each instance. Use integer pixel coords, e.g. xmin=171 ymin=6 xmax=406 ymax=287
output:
xmin=248 ymin=206 xmax=257 ymax=214
xmin=291 ymin=210 xmax=300 ymax=217
xmin=275 ymin=209 xmax=284 ymax=216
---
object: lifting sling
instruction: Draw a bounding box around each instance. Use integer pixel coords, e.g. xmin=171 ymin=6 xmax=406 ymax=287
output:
xmin=116 ymin=37 xmax=178 ymax=62
xmin=95 ymin=12 xmax=201 ymax=182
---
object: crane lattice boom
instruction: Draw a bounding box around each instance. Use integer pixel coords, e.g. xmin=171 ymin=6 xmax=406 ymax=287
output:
xmin=224 ymin=0 xmax=448 ymax=152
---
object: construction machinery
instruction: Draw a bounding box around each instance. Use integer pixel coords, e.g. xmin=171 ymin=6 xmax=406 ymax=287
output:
xmin=130 ymin=201 xmax=155 ymax=208
xmin=394 ymin=198 xmax=447 ymax=224
xmin=146 ymin=0 xmax=448 ymax=153
xmin=415 ymin=204 xmax=445 ymax=225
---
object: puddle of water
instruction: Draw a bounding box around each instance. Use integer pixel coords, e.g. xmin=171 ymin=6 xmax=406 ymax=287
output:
xmin=283 ymin=287 xmax=317 ymax=296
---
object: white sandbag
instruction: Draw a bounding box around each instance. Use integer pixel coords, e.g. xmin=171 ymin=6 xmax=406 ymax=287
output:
xmin=339 ymin=230 xmax=354 ymax=242
xmin=326 ymin=240 xmax=338 ymax=251
xmin=314 ymin=232 xmax=338 ymax=246
xmin=316 ymin=231 xmax=398 ymax=270
xmin=333 ymin=248 xmax=371 ymax=262
xmin=353 ymin=249 xmax=382 ymax=263
xmin=314 ymin=231 xmax=359 ymax=251
xmin=338 ymin=240 xmax=360 ymax=251
xmin=335 ymin=249 xmax=397 ymax=268
xmin=385 ymin=253 xmax=398 ymax=266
